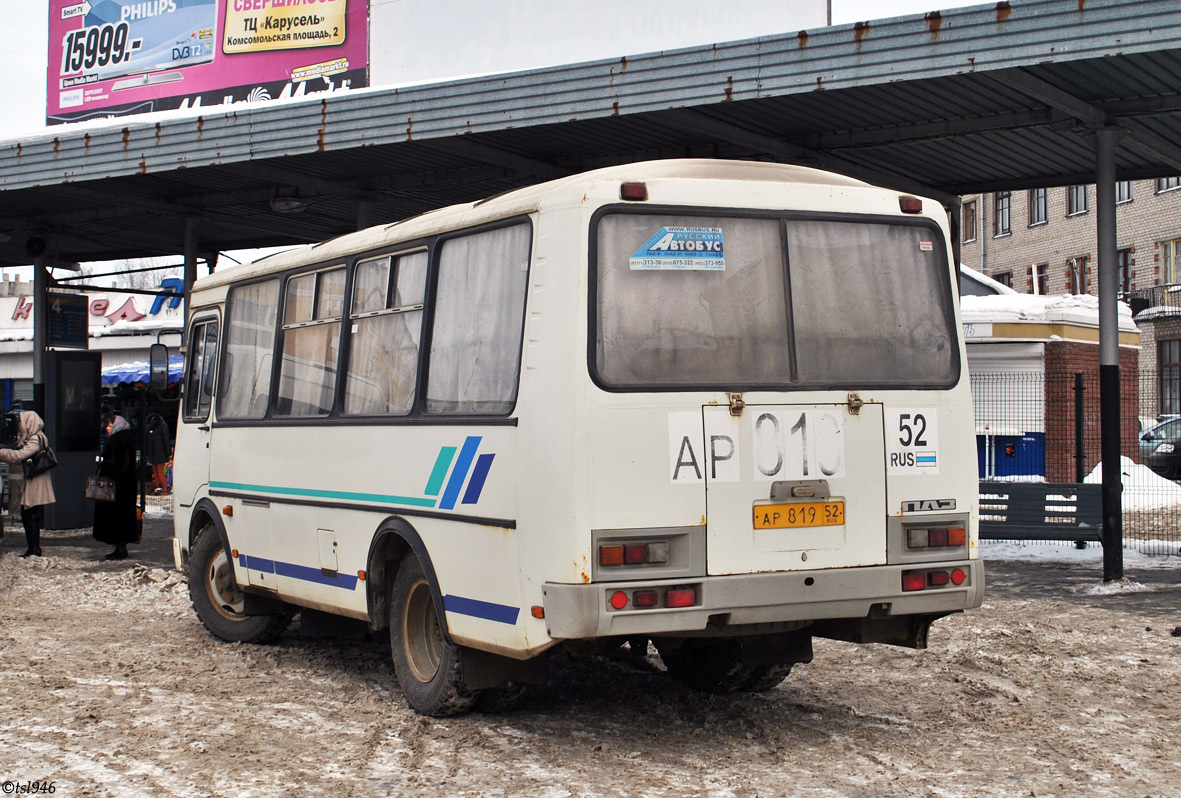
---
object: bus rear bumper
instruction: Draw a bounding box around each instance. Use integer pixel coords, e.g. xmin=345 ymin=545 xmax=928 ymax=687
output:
xmin=541 ymin=559 xmax=984 ymax=640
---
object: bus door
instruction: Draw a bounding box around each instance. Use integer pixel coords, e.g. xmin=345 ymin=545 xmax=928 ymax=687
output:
xmin=174 ymin=315 xmax=219 ymax=509
xmin=702 ymin=402 xmax=887 ymax=575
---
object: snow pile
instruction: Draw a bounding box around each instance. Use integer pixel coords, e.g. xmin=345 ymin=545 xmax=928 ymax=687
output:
xmin=960 ymin=292 xmax=1136 ymax=329
xmin=1084 ymin=456 xmax=1181 ymax=510
xmin=981 ymin=540 xmax=1181 ymax=566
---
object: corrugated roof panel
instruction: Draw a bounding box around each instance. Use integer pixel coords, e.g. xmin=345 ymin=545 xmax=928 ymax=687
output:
xmin=1 ymin=0 xmax=1180 ymax=266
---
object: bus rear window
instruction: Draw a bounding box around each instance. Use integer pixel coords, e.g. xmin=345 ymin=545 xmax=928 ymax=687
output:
xmin=593 ymin=213 xmax=957 ymax=389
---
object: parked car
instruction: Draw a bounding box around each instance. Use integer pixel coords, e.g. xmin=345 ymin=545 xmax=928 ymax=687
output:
xmin=1140 ymin=417 xmax=1181 ymax=479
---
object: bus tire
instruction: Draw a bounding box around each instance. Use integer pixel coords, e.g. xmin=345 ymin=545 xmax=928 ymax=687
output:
xmin=655 ymin=639 xmax=754 ymax=694
xmin=389 ymin=555 xmax=478 ymax=717
xmin=739 ymin=663 xmax=793 ymax=692
xmin=188 ymin=525 xmax=292 ymax=644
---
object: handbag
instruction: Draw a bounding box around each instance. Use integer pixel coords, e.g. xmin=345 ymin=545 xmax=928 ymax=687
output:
xmin=83 ymin=474 xmax=117 ymax=502
xmin=23 ymin=436 xmax=58 ymax=478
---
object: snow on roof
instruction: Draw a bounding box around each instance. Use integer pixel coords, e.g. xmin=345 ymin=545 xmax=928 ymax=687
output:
xmin=960 ymin=291 xmax=1138 ymax=332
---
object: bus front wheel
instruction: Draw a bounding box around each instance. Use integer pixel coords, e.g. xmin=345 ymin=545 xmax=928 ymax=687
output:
xmin=187 ymin=525 xmax=292 ymax=644
xmin=389 ymin=555 xmax=478 ymax=717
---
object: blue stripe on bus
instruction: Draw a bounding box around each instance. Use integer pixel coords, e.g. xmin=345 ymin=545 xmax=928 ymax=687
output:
xmin=237 ymin=554 xmax=360 ymax=590
xmin=424 ymin=447 xmax=457 ymax=497
xmin=439 ymin=436 xmax=482 ymax=511
xmin=211 ymin=481 xmax=438 ymax=508
xmin=443 ymin=594 xmax=519 ymax=625
xmin=462 ymin=453 xmax=495 ymax=505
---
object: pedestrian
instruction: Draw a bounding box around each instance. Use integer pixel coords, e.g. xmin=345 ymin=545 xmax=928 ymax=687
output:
xmin=0 ymin=410 xmax=56 ymax=558
xmin=93 ymin=414 xmax=138 ymax=560
xmin=145 ymin=412 xmax=170 ymax=494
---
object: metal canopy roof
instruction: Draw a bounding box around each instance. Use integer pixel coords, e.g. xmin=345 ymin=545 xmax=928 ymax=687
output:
xmin=2 ymin=0 xmax=1180 ymax=270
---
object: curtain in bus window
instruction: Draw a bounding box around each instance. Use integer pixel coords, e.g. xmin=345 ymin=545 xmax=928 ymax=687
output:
xmin=595 ymin=215 xmax=790 ymax=386
xmin=218 ymin=279 xmax=279 ymax=419
xmin=277 ymin=267 xmax=345 ymax=416
xmin=345 ymin=252 xmax=427 ymax=415
xmin=426 ymin=224 xmax=531 ymax=414
xmin=786 ymin=220 xmax=956 ymax=386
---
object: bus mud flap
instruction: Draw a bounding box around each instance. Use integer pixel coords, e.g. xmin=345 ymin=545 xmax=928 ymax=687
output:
xmin=461 ymin=648 xmax=548 ymax=691
xmin=809 ymin=612 xmax=953 ymax=650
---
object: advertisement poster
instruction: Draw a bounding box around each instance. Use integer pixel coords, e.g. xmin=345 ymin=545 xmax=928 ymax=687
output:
xmin=46 ymin=0 xmax=368 ymax=126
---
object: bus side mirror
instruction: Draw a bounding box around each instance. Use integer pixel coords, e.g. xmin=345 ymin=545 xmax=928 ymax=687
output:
xmin=149 ymin=343 xmax=170 ymax=392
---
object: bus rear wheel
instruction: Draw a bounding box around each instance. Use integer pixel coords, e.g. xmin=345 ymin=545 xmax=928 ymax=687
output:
xmin=656 ymin=639 xmax=756 ymax=694
xmin=187 ymin=525 xmax=291 ymax=643
xmin=389 ymin=555 xmax=478 ymax=717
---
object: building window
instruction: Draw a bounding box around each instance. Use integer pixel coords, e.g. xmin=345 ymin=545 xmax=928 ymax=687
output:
xmin=1162 ymin=340 xmax=1181 ymax=416
xmin=995 ymin=271 xmax=1012 ymax=288
xmin=1116 ymin=181 xmax=1133 ymax=204
xmin=962 ymin=200 xmax=977 ymax=242
xmin=1118 ymin=248 xmax=1132 ymax=293
xmin=1028 ymin=188 xmax=1047 ymax=226
xmin=1163 ymin=238 xmax=1181 ymax=285
xmin=1034 ymin=263 xmax=1049 ymax=295
xmin=1157 ymin=177 xmax=1181 ymax=193
xmin=994 ymin=192 xmax=1011 ymax=236
xmin=1068 ymin=256 xmax=1088 ymax=295
xmin=1067 ymin=185 xmax=1089 ymax=216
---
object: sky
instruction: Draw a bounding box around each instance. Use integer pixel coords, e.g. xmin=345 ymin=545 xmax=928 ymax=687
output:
xmin=1 ymin=0 xmax=985 ymax=140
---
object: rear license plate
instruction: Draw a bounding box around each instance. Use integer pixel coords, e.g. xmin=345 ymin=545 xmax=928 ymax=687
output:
xmin=753 ymin=500 xmax=845 ymax=529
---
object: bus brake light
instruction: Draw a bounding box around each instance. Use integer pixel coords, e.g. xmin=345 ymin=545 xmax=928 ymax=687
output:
xmin=901 ymin=572 xmax=926 ymax=592
xmin=666 ymin=587 xmax=695 ymax=607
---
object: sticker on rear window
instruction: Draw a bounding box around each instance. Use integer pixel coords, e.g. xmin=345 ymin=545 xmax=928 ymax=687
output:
xmin=630 ymin=227 xmax=725 ymax=271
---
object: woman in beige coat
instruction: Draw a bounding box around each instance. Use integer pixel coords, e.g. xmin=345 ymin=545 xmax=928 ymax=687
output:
xmin=0 ymin=411 xmax=56 ymax=557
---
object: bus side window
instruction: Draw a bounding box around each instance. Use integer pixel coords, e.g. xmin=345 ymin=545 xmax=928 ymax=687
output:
xmin=426 ymin=223 xmax=531 ymax=415
xmin=218 ymin=278 xmax=280 ymax=420
xmin=184 ymin=318 xmax=219 ymax=422
xmin=344 ymin=251 xmax=427 ymax=416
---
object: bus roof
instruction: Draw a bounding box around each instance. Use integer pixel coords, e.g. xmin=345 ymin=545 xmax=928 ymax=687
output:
xmin=194 ymin=159 xmax=873 ymax=291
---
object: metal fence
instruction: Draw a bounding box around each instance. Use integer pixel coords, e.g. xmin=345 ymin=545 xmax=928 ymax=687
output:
xmin=972 ymin=370 xmax=1180 ymax=556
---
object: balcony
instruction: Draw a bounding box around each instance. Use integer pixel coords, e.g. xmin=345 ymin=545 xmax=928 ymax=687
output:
xmin=1121 ymin=284 xmax=1181 ymax=317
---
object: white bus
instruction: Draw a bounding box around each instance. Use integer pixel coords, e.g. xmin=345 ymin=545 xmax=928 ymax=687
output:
xmin=173 ymin=159 xmax=984 ymax=716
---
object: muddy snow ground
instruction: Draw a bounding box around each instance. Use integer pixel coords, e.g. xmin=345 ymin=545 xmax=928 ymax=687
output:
xmin=1 ymin=512 xmax=1179 ymax=798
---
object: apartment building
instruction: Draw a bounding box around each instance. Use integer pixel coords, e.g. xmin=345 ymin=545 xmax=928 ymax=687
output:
xmin=958 ymin=178 xmax=1181 ymax=419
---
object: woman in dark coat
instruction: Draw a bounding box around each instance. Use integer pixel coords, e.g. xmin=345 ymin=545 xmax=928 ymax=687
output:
xmin=93 ymin=414 xmax=138 ymax=560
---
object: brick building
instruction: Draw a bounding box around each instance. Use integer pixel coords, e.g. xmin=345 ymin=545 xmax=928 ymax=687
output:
xmin=958 ymin=178 xmax=1181 ymax=421
xmin=961 ymin=286 xmax=1140 ymax=482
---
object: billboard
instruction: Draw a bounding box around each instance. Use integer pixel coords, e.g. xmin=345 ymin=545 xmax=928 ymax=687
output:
xmin=46 ymin=0 xmax=368 ymax=125
xmin=369 ymin=0 xmax=829 ymax=88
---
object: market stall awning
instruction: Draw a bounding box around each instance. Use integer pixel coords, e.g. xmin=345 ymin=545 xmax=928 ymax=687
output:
xmin=102 ymin=354 xmax=183 ymax=385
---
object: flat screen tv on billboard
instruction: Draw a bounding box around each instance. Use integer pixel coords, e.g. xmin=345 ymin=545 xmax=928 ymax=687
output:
xmin=46 ymin=0 xmax=368 ymax=125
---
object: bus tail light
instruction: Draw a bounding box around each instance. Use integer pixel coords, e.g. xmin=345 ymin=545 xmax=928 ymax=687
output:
xmin=599 ymin=545 xmax=625 ymax=566
xmin=906 ymin=526 xmax=967 ymax=550
xmin=633 ymin=590 xmax=659 ymax=608
xmin=666 ymin=587 xmax=696 ymax=608
xmin=599 ymin=541 xmax=670 ymax=567
xmin=904 ymin=568 xmax=969 ymax=591
xmin=902 ymin=572 xmax=926 ymax=592
xmin=899 ymin=196 xmax=923 ymax=213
